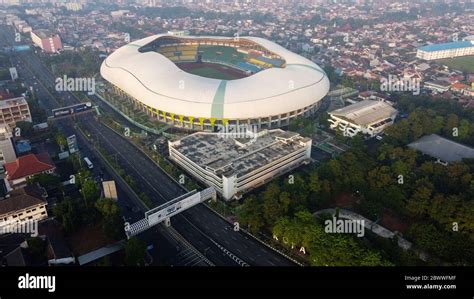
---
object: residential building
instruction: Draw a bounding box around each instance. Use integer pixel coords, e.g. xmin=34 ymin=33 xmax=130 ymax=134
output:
xmin=0 ymin=185 xmax=48 ymax=234
xmin=3 ymin=153 xmax=55 ymax=189
xmin=0 ymin=125 xmax=16 ymax=165
xmin=0 ymin=96 xmax=32 ymax=128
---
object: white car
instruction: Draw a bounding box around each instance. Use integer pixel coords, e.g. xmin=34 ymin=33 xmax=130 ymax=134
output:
xmin=376 ymin=135 xmax=383 ymax=141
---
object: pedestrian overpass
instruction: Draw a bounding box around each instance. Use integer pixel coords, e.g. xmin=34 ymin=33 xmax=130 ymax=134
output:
xmin=124 ymin=187 xmax=216 ymax=238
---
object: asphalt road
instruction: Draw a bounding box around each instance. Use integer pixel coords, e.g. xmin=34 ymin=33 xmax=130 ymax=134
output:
xmin=3 ymin=32 xmax=212 ymax=267
xmin=2 ymin=26 xmax=296 ymax=266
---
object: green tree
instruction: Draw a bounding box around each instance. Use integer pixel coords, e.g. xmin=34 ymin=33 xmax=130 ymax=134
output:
xmin=27 ymin=173 xmax=61 ymax=190
xmin=237 ymin=196 xmax=264 ymax=234
xmin=53 ymin=198 xmax=81 ymax=233
xmin=15 ymin=121 xmax=34 ymax=138
xmin=56 ymin=133 xmax=68 ymax=151
xmin=95 ymin=198 xmax=125 ymax=241
xmin=407 ymin=185 xmax=432 ymax=217
xmin=82 ymin=179 xmax=100 ymax=207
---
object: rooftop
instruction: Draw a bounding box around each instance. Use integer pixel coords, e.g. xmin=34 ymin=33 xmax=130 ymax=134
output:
xmin=418 ymin=41 xmax=474 ymax=52
xmin=32 ymin=29 xmax=55 ymax=39
xmin=0 ymin=185 xmax=47 ymax=216
xmin=408 ymin=134 xmax=474 ymax=163
xmin=329 ymin=100 xmax=398 ymax=126
xmin=171 ymin=129 xmax=310 ymax=177
xmin=4 ymin=153 xmax=55 ymax=180
xmin=0 ymin=96 xmax=28 ymax=109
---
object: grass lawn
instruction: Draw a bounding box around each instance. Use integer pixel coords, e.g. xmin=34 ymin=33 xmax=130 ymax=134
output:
xmin=438 ymin=56 xmax=474 ymax=73
xmin=187 ymin=66 xmax=239 ymax=80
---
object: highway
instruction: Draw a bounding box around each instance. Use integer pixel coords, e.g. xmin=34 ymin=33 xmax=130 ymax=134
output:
xmin=2 ymin=29 xmax=212 ymax=267
xmin=1 ymin=26 xmax=297 ymax=266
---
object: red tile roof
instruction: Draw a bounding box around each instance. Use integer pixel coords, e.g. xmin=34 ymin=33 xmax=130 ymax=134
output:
xmin=4 ymin=153 xmax=55 ymax=180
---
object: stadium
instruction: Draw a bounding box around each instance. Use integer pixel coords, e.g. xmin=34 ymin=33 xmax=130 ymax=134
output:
xmin=100 ymin=34 xmax=330 ymax=130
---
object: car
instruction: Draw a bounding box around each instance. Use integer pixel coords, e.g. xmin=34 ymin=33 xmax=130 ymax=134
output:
xmin=375 ymin=135 xmax=383 ymax=141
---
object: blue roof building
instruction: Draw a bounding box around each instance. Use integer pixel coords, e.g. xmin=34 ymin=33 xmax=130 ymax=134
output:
xmin=417 ymin=41 xmax=474 ymax=60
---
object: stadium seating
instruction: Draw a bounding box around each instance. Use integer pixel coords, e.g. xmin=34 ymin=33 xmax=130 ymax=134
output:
xmin=156 ymin=43 xmax=283 ymax=71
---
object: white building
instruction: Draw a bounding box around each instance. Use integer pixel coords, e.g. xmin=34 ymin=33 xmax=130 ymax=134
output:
xmin=0 ymin=125 xmax=17 ymax=165
xmin=169 ymin=129 xmax=312 ymax=200
xmin=424 ymin=81 xmax=451 ymax=93
xmin=0 ymin=96 xmax=32 ymax=128
xmin=328 ymin=100 xmax=398 ymax=138
xmin=0 ymin=185 xmax=48 ymax=234
xmin=416 ymin=41 xmax=474 ymax=61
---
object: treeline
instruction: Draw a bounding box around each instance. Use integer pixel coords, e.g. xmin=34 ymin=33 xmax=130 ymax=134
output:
xmin=273 ymin=210 xmax=393 ymax=266
xmin=386 ymin=95 xmax=474 ymax=146
xmin=46 ymin=48 xmax=102 ymax=78
xmin=238 ymin=132 xmax=474 ymax=265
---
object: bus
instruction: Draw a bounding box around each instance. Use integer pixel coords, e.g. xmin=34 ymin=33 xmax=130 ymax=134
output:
xmin=83 ymin=157 xmax=93 ymax=169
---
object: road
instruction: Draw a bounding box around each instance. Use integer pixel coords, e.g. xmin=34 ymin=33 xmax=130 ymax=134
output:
xmin=1 ymin=27 xmax=296 ymax=266
xmin=2 ymin=29 xmax=212 ymax=267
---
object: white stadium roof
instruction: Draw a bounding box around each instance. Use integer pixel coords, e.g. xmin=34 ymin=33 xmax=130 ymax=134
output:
xmin=100 ymin=34 xmax=330 ymax=120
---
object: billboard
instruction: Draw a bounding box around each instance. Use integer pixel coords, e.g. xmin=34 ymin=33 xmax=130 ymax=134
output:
xmin=67 ymin=135 xmax=79 ymax=153
xmin=146 ymin=192 xmax=201 ymax=226
xmin=52 ymin=102 xmax=92 ymax=118
xmin=9 ymin=67 xmax=18 ymax=81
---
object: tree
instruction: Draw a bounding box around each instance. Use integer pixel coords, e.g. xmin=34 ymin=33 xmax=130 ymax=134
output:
xmin=14 ymin=121 xmax=34 ymax=138
xmin=95 ymin=198 xmax=125 ymax=241
xmin=53 ymin=198 xmax=81 ymax=233
xmin=308 ymin=172 xmax=322 ymax=193
xmin=55 ymin=133 xmax=68 ymax=152
xmin=444 ymin=114 xmax=459 ymax=136
xmin=406 ymin=185 xmax=432 ymax=217
xmin=82 ymin=179 xmax=100 ymax=207
xmin=237 ymin=196 xmax=264 ymax=234
xmin=27 ymin=173 xmax=61 ymax=190
xmin=124 ymin=237 xmax=147 ymax=266
xmin=262 ymin=191 xmax=290 ymax=227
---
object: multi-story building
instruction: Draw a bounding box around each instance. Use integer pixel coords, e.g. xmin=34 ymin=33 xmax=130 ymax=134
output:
xmin=169 ymin=129 xmax=312 ymax=200
xmin=416 ymin=41 xmax=474 ymax=61
xmin=30 ymin=30 xmax=62 ymax=54
xmin=424 ymin=81 xmax=451 ymax=93
xmin=0 ymin=185 xmax=48 ymax=234
xmin=0 ymin=96 xmax=32 ymax=128
xmin=328 ymin=100 xmax=398 ymax=138
xmin=0 ymin=125 xmax=17 ymax=165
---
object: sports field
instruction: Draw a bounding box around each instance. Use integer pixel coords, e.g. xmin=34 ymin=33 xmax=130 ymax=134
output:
xmin=177 ymin=62 xmax=249 ymax=80
xmin=438 ymin=56 xmax=474 ymax=73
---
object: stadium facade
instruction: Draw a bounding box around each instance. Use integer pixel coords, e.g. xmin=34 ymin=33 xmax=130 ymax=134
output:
xmin=100 ymin=34 xmax=330 ymax=131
